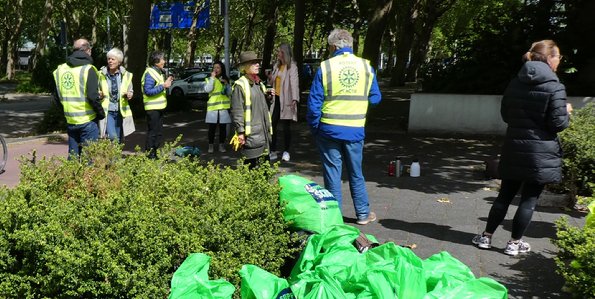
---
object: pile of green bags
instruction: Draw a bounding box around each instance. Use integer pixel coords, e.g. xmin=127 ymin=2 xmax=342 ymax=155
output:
xmin=168 ymin=175 xmax=508 ymax=298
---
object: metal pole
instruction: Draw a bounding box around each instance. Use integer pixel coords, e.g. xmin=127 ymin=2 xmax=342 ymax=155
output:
xmin=224 ymin=0 xmax=230 ymax=76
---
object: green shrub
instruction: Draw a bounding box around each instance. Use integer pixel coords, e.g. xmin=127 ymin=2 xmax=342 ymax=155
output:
xmin=558 ymin=103 xmax=595 ymax=205
xmin=553 ymin=217 xmax=595 ymax=298
xmin=0 ymin=140 xmax=298 ymax=298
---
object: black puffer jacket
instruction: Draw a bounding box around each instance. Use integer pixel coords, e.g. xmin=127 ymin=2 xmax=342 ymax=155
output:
xmin=499 ymin=61 xmax=570 ymax=184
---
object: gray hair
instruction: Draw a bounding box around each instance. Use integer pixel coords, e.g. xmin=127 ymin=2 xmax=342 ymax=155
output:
xmin=107 ymin=48 xmax=124 ymax=64
xmin=327 ymin=29 xmax=353 ymax=49
xmin=277 ymin=43 xmax=293 ymax=68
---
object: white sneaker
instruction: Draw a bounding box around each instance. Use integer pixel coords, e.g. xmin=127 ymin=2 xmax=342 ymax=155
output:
xmin=218 ymin=144 xmax=226 ymax=153
xmin=269 ymin=152 xmax=278 ymax=160
xmin=208 ymin=144 xmax=214 ymax=153
xmin=281 ymin=151 xmax=290 ymax=161
xmin=504 ymin=239 xmax=531 ymax=256
xmin=472 ymin=234 xmax=492 ymax=249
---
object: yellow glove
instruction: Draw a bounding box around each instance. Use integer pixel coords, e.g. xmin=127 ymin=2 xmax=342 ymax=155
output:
xmin=229 ymin=132 xmax=242 ymax=151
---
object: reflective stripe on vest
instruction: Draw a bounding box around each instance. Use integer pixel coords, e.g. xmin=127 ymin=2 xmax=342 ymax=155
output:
xmin=142 ymin=67 xmax=167 ymax=110
xmin=320 ymin=53 xmax=373 ymax=127
xmin=99 ymin=70 xmax=134 ymax=117
xmin=53 ymin=64 xmax=97 ymax=125
xmin=233 ymin=76 xmax=272 ymax=136
xmin=206 ymin=77 xmax=231 ymax=111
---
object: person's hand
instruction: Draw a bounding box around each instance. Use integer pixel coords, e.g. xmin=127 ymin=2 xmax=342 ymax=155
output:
xmin=211 ymin=70 xmax=217 ymax=78
xmin=291 ymin=100 xmax=298 ymax=112
xmin=125 ymin=91 xmax=133 ymax=100
xmin=237 ymin=133 xmax=246 ymax=145
xmin=163 ymin=76 xmax=174 ymax=89
xmin=566 ymin=103 xmax=574 ymax=115
xmin=98 ymin=90 xmax=104 ymax=99
xmin=267 ymin=88 xmax=276 ymax=96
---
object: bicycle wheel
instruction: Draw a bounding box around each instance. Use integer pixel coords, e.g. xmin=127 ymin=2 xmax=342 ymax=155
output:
xmin=0 ymin=135 xmax=6 ymax=174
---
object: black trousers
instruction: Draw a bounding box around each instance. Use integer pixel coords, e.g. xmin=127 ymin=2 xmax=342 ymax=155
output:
xmin=208 ymin=123 xmax=227 ymax=144
xmin=244 ymin=154 xmax=270 ymax=170
xmin=270 ymin=96 xmax=292 ymax=152
xmin=145 ymin=109 xmax=163 ymax=157
xmin=485 ymin=179 xmax=545 ymax=240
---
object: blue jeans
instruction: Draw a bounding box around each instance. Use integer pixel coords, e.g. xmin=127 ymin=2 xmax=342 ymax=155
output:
xmin=67 ymin=121 xmax=99 ymax=159
xmin=106 ymin=110 xmax=123 ymax=142
xmin=315 ymin=134 xmax=370 ymax=220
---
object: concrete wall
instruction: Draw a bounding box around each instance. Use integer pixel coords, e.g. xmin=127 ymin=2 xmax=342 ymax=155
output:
xmin=408 ymin=94 xmax=594 ymax=135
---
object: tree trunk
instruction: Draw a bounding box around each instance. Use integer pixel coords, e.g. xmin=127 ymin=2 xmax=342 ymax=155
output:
xmin=127 ymin=0 xmax=151 ymax=111
xmin=1 ymin=30 xmax=8 ymax=76
xmin=261 ymin=0 xmax=279 ymax=73
xmin=293 ymin=0 xmax=305 ymax=88
xmin=5 ymin=0 xmax=24 ymax=80
xmin=405 ymin=0 xmax=456 ymax=82
xmin=239 ymin=8 xmax=257 ymax=52
xmin=30 ymin=0 xmax=54 ymax=71
xmin=91 ymin=6 xmax=98 ymax=47
xmin=183 ymin=1 xmax=206 ymax=68
xmin=390 ymin=0 xmax=417 ymax=86
xmin=361 ymin=0 xmax=394 ymax=69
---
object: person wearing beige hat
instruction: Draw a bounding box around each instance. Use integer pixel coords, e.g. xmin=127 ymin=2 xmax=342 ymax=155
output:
xmin=231 ymin=51 xmax=274 ymax=169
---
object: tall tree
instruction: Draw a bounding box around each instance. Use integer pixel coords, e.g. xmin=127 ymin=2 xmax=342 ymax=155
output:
xmin=4 ymin=0 xmax=24 ymax=80
xmin=29 ymin=0 xmax=54 ymax=71
xmin=360 ymin=0 xmax=394 ymax=69
xmin=127 ymin=0 xmax=151 ymax=108
xmin=261 ymin=0 xmax=280 ymax=72
xmin=406 ymin=0 xmax=456 ymax=82
xmin=183 ymin=0 xmax=207 ymax=68
xmin=293 ymin=0 xmax=305 ymax=88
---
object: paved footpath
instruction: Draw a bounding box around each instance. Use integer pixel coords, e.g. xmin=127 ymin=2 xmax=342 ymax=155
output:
xmin=0 ymin=93 xmax=587 ymax=298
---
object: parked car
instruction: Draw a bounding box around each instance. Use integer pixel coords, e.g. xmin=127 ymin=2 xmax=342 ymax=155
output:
xmin=168 ymin=71 xmax=211 ymax=100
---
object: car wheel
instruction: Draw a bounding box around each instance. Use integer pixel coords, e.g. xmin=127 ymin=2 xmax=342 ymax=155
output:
xmin=171 ymin=87 xmax=184 ymax=97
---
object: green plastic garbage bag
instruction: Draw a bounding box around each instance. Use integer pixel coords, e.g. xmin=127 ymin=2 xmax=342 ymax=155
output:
xmin=169 ymin=253 xmax=235 ymax=299
xmin=423 ymin=251 xmax=475 ymax=292
xmin=239 ymin=264 xmax=295 ymax=299
xmin=585 ymin=200 xmax=595 ymax=229
xmin=290 ymin=225 xmax=360 ymax=280
xmin=424 ymin=277 xmax=507 ymax=299
xmin=292 ymin=268 xmax=353 ymax=299
xmin=279 ymin=175 xmax=343 ymax=234
xmin=363 ymin=243 xmax=427 ymax=299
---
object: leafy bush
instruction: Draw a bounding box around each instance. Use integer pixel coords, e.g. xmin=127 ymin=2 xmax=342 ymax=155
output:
xmin=0 ymin=140 xmax=298 ymax=298
xmin=558 ymin=103 xmax=595 ymax=205
xmin=553 ymin=217 xmax=595 ymax=298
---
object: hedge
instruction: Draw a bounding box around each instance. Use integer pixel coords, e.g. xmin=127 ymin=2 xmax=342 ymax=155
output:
xmin=0 ymin=140 xmax=299 ymax=298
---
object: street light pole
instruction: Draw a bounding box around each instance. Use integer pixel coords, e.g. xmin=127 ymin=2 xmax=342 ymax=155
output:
xmin=224 ymin=0 xmax=230 ymax=76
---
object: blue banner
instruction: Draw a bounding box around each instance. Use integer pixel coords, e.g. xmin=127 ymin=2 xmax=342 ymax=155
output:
xmin=150 ymin=1 xmax=210 ymax=30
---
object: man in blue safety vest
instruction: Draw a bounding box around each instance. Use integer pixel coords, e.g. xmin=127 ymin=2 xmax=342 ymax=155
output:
xmin=307 ymin=29 xmax=382 ymax=225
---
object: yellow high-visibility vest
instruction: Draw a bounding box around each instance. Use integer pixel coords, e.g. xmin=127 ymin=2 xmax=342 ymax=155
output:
xmin=142 ymin=67 xmax=167 ymax=110
xmin=320 ymin=53 xmax=373 ymax=127
xmin=206 ymin=77 xmax=231 ymax=111
xmin=233 ymin=76 xmax=272 ymax=136
xmin=99 ymin=70 xmax=134 ymax=117
xmin=53 ymin=63 xmax=97 ymax=125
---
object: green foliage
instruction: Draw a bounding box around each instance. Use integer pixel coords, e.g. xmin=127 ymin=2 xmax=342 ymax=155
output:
xmin=13 ymin=72 xmax=46 ymax=93
xmin=0 ymin=140 xmax=298 ymax=298
xmin=558 ymin=103 xmax=595 ymax=203
xmin=553 ymin=217 xmax=595 ymax=298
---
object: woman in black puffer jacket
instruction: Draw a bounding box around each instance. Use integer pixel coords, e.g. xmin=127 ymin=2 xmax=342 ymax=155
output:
xmin=473 ymin=40 xmax=573 ymax=256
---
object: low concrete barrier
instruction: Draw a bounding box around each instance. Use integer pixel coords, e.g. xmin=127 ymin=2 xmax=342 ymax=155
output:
xmin=408 ymin=94 xmax=594 ymax=135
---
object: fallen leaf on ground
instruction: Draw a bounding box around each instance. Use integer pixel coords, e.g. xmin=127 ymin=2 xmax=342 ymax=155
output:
xmin=437 ymin=197 xmax=451 ymax=203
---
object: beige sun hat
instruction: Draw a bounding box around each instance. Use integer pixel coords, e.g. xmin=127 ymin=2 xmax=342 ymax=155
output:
xmin=237 ymin=51 xmax=261 ymax=66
